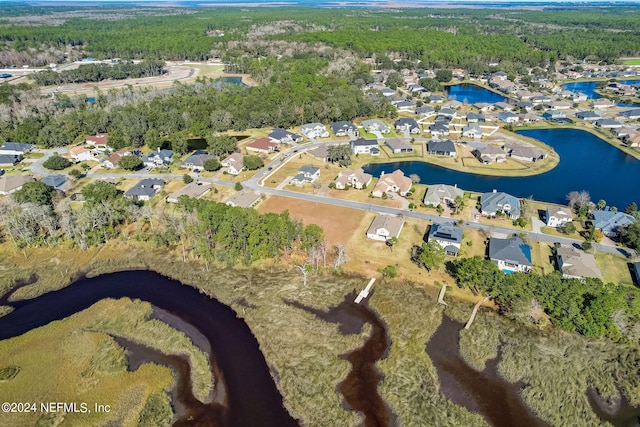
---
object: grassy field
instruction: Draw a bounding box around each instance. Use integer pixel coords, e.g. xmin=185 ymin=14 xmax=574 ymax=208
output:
xmin=0 ymin=299 xmax=175 ymax=427
xmin=594 ymin=252 xmax=634 ymax=286
xmin=622 ymin=59 xmax=640 ymax=65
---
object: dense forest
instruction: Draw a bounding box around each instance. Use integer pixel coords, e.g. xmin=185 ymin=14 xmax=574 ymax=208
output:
xmin=29 ymin=60 xmax=165 ymax=86
xmin=1 ymin=6 xmax=640 ymax=66
xmin=450 ymin=256 xmax=640 ymax=341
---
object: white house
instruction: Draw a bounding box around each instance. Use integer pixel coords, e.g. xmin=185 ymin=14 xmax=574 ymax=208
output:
xmin=546 ymin=206 xmax=573 ymax=227
xmin=300 ymin=123 xmax=330 ymax=139
xmin=290 ymin=165 xmax=320 ymax=186
xmin=350 ymin=138 xmax=379 ymax=155
xmin=221 ymin=152 xmax=245 ymax=175
xmin=366 ymin=214 xmax=405 ymax=242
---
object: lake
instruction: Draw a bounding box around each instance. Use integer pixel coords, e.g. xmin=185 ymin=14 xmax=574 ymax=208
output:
xmin=445 ymin=83 xmax=508 ymax=104
xmin=0 ymin=270 xmax=298 ymax=427
xmin=362 ymin=128 xmax=640 ymax=208
xmin=561 ymin=80 xmax=640 ymax=107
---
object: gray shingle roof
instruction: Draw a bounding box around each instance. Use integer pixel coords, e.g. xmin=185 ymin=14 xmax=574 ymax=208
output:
xmin=489 ymin=237 xmax=532 ymax=266
xmin=428 ymin=222 xmax=463 ymax=245
xmin=481 ymin=191 xmax=520 ymax=217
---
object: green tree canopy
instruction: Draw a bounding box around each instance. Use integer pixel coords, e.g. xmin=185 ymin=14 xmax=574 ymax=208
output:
xmin=42 ymin=154 xmax=71 ymax=170
xmin=119 ymin=155 xmax=143 ymax=171
xmin=204 ymin=158 xmax=221 ymax=172
xmin=12 ymin=181 xmax=55 ymax=206
xmin=207 ymin=135 xmax=237 ymax=157
xmin=81 ymin=181 xmax=121 ymax=206
xmin=243 ymin=155 xmax=264 ymax=171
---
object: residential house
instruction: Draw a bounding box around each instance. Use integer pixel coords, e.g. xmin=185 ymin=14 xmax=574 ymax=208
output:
xmin=380 ymin=88 xmax=396 ymax=97
xmin=569 ymin=92 xmax=588 ymax=102
xmin=269 ymin=128 xmax=303 ymax=144
xmin=429 ymin=95 xmax=443 ymax=103
xmin=300 ymin=123 xmax=329 ymax=139
xmin=595 ymin=118 xmax=622 ymax=129
xmin=498 ymin=111 xmax=520 ymax=124
xmin=415 ymin=105 xmax=435 ymax=117
xmin=555 ymin=245 xmax=603 ymax=280
xmin=394 ymin=100 xmax=415 ymax=111
xmin=489 ymin=237 xmax=532 ymax=273
xmin=466 ymin=112 xmax=486 ymax=123
xmin=480 ymin=190 xmax=520 ymax=218
xmin=225 ymin=190 xmax=262 ymax=208
xmin=427 ymin=140 xmax=456 ymax=157
xmin=290 ymin=165 xmax=320 ymax=186
xmin=385 ymin=138 xmax=414 ymax=154
xmin=619 ymin=109 xmax=640 ymax=120
xmin=473 ymin=146 xmax=507 ymax=164
xmin=69 ymin=146 xmax=96 ymax=163
xmin=0 ymin=174 xmax=35 ymax=195
xmin=531 ymin=95 xmax=552 ymax=104
xmin=591 ymin=98 xmax=616 ymax=109
xmin=331 ymin=121 xmax=359 ymax=137
xmin=503 ymin=145 xmax=547 ymax=162
xmin=142 ymin=149 xmax=173 ymax=168
xmin=166 ymin=182 xmax=211 ymax=203
xmin=125 ymin=178 xmax=165 ymax=201
xmin=611 ymin=127 xmax=638 ymax=139
xmin=521 ymin=112 xmax=542 ymax=123
xmin=439 ymin=108 xmax=457 ymax=119
xmin=366 ymin=214 xmax=405 ymax=242
xmin=371 ymin=170 xmax=412 ymax=197
xmin=0 ymin=142 xmax=35 ymax=156
xmin=546 ymin=206 xmax=573 ymax=227
xmin=624 ymin=133 xmax=640 ymax=147
xmin=462 ymin=124 xmax=483 ymax=139
xmin=575 ymin=110 xmax=602 ymax=121
xmin=103 ymin=148 xmax=132 ymax=169
xmin=350 ymin=138 xmax=379 ymax=155
xmin=473 ymin=102 xmax=493 ymax=112
xmin=495 ymin=102 xmax=514 ymax=111
xmin=429 ymin=123 xmax=450 ymax=137
xmin=407 ymin=83 xmax=425 ymax=93
xmin=591 ymin=210 xmax=635 ymax=237
xmin=221 ymin=152 xmax=244 ymax=175
xmin=41 ymin=174 xmax=67 ymax=191
xmin=182 ymin=150 xmax=215 ymax=172
xmin=361 ymin=119 xmax=390 ymax=134
xmin=515 ymin=100 xmax=534 ymax=110
xmin=423 ymin=184 xmax=463 ymax=207
xmin=428 ymin=222 xmax=463 ymax=256
xmin=542 ymin=110 xmax=567 ymax=121
xmin=335 ymin=168 xmax=372 ymax=190
xmin=0 ymin=154 xmax=21 ymax=166
xmin=85 ymin=133 xmax=109 ymax=149
xmin=246 ymin=137 xmax=278 ymax=155
xmin=394 ymin=118 xmax=420 ymax=134
xmin=548 ymin=101 xmax=572 ymax=110
xmin=443 ymin=100 xmax=463 ymax=110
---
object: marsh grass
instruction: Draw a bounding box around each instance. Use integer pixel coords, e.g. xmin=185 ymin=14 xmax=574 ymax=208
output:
xmin=0 ymin=299 xmax=174 ymax=427
xmin=0 ymin=306 xmax=13 ymax=317
xmin=2 ymin=240 xmax=640 ymax=426
xmin=0 ymin=365 xmax=20 ymax=381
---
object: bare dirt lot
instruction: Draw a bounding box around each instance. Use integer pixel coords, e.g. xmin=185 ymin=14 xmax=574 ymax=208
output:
xmin=258 ymin=195 xmax=367 ymax=246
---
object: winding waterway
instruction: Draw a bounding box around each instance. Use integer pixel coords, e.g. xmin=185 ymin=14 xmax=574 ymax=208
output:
xmin=287 ymin=291 xmax=397 ymax=427
xmin=363 ymin=128 xmax=640 ymax=208
xmin=0 ymin=270 xmax=298 ymax=427
xmin=426 ymin=313 xmax=550 ymax=427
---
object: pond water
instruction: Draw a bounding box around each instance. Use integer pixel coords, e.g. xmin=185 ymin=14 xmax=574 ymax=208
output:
xmin=362 ymin=128 xmax=640 ymax=208
xmin=214 ymin=76 xmax=248 ymax=88
xmin=445 ymin=83 xmax=509 ymax=104
xmin=561 ymin=80 xmax=640 ymax=107
xmin=0 ymin=270 xmax=298 ymax=427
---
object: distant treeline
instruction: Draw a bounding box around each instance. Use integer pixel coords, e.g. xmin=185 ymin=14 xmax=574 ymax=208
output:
xmin=1 ymin=7 xmax=640 ymax=63
xmin=30 ymin=60 xmax=165 ymax=86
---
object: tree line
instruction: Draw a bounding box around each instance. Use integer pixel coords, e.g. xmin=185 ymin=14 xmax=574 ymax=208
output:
xmin=449 ymin=256 xmax=640 ymax=341
xmin=30 ymin=60 xmax=165 ymax=86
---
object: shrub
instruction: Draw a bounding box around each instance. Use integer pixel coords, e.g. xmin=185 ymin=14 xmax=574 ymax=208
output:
xmin=203 ymin=158 xmax=221 ymax=172
xmin=119 ymin=155 xmax=143 ymax=171
xmin=234 ymin=182 xmax=243 ymax=191
xmin=183 ymin=174 xmax=193 ymax=184
xmin=43 ymin=154 xmax=71 ymax=170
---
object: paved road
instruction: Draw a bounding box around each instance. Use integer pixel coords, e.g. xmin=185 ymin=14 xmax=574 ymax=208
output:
xmin=30 ymin=148 xmax=69 ymax=176
xmin=29 ymin=139 xmax=636 ymax=259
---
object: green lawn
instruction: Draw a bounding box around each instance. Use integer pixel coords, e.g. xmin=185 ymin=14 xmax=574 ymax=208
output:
xmin=594 ymin=252 xmax=634 ymax=286
xmin=622 ymin=59 xmax=640 ymax=65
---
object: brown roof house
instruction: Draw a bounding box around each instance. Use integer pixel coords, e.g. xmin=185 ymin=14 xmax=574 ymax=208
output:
xmin=366 ymin=214 xmax=405 ymax=242
xmin=85 ymin=133 xmax=109 ymax=150
xmin=103 ymin=148 xmax=132 ymax=169
xmin=166 ymin=182 xmax=211 ymax=203
xmin=371 ymin=170 xmax=412 ymax=197
xmin=555 ymin=245 xmax=603 ymax=280
xmin=221 ymin=152 xmax=244 ymax=175
xmin=335 ymin=168 xmax=372 ymax=190
xmin=225 ymin=191 xmax=262 ymax=208
xmin=246 ymin=137 xmax=278 ymax=155
xmin=0 ymin=174 xmax=35 ymax=195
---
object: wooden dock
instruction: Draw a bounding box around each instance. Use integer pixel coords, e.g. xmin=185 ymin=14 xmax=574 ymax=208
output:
xmin=464 ymin=296 xmax=491 ymax=330
xmin=437 ymin=284 xmax=448 ymax=306
xmin=355 ymin=278 xmax=376 ymax=304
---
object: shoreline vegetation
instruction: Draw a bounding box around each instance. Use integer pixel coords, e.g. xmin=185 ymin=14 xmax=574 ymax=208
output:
xmin=1 ymin=241 xmax=639 ymax=426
